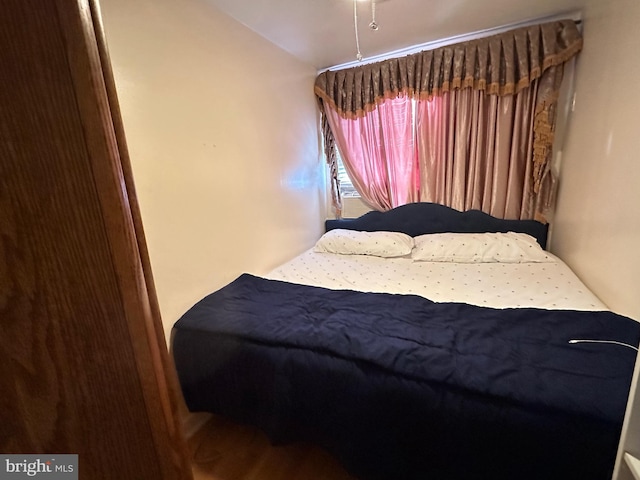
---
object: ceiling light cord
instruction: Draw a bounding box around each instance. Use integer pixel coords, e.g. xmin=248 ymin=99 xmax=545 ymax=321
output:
xmin=354 ymin=0 xmax=380 ymax=61
xmin=353 ymin=0 xmax=363 ymax=61
xmin=370 ymin=1 xmax=378 ymax=30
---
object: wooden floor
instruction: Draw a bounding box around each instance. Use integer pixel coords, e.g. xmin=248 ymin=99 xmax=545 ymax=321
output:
xmin=189 ymin=415 xmax=357 ymax=480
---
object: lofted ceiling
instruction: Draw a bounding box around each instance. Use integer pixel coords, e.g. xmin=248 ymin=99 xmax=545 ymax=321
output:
xmin=205 ymin=0 xmax=585 ymax=70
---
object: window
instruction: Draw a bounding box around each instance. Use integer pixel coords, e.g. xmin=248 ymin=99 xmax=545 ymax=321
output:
xmin=335 ymin=149 xmax=360 ymax=198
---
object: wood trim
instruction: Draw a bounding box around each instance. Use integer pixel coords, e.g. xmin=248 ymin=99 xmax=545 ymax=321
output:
xmin=88 ymin=0 xmax=194 ymax=473
xmin=53 ymin=1 xmax=192 ymax=478
xmin=0 ymin=0 xmax=191 ymax=477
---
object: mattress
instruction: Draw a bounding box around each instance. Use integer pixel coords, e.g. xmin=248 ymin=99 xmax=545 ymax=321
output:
xmin=174 ymin=273 xmax=640 ymax=480
xmin=173 ymin=204 xmax=637 ymax=480
xmin=266 ymin=248 xmax=606 ymax=311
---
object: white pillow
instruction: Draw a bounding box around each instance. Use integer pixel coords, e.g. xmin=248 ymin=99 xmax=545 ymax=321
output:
xmin=314 ymin=229 xmax=414 ymax=258
xmin=411 ymin=232 xmax=553 ymax=263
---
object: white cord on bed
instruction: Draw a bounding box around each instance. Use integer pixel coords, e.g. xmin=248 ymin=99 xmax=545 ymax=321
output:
xmin=568 ymin=339 xmax=639 ymax=352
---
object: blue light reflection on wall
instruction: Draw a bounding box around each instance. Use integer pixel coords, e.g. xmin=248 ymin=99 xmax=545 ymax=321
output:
xmin=280 ymin=163 xmax=325 ymax=191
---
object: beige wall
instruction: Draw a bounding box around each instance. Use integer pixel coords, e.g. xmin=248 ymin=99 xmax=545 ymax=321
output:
xmin=100 ymin=0 xmax=324 ymax=340
xmin=340 ymin=197 xmax=373 ymax=218
xmin=551 ymin=0 xmax=640 ymax=321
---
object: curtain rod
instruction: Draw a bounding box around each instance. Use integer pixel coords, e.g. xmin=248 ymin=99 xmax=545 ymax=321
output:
xmin=323 ymin=11 xmax=582 ymax=73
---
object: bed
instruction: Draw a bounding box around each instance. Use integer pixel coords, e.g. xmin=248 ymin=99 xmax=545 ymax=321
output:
xmin=172 ymin=202 xmax=640 ymax=480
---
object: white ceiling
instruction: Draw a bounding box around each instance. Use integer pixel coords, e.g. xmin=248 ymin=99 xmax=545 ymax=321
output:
xmin=205 ymin=0 xmax=585 ymax=70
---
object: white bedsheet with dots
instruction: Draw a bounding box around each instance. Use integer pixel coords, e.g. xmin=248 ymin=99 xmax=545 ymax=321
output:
xmin=266 ymin=249 xmax=606 ymax=311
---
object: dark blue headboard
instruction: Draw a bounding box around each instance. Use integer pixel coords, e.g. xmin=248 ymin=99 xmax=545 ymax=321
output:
xmin=325 ymin=202 xmax=549 ymax=249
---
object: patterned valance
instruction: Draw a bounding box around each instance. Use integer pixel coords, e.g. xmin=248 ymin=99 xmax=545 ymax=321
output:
xmin=315 ymin=20 xmax=582 ymax=119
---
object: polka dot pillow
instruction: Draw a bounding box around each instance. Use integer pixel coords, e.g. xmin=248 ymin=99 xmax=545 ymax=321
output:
xmin=411 ymin=232 xmax=553 ymax=263
xmin=314 ymin=229 xmax=414 ymax=258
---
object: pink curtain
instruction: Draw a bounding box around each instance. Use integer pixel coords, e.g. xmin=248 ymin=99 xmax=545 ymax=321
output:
xmin=326 ymin=83 xmax=541 ymax=218
xmin=316 ymin=20 xmax=582 ymax=221
xmin=325 ymin=95 xmax=419 ymax=211
xmin=416 ymin=82 xmax=540 ymax=219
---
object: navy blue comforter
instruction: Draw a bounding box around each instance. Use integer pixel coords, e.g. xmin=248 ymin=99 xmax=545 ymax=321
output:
xmin=173 ymin=274 xmax=640 ymax=480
